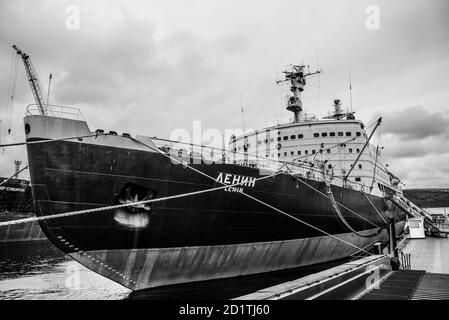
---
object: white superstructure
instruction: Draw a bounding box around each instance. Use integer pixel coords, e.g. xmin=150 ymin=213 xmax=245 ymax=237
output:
xmin=229 ymin=65 xmax=401 ymax=197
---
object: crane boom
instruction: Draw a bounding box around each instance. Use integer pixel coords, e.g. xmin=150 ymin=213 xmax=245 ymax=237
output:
xmin=12 ymin=45 xmax=47 ymax=115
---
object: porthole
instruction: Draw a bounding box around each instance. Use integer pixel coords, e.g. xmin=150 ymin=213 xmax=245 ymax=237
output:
xmin=24 ymin=123 xmax=30 ymax=135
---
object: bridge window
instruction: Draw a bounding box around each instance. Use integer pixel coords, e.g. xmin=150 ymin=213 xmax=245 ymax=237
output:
xmin=278 ymin=153 xmax=281 ymax=157
xmin=322 ymin=133 xmax=328 ymax=137
xmin=356 ymin=148 xmax=360 ymax=153
xmin=359 ymin=164 xmax=362 ymax=169
xmin=305 ymin=150 xmax=309 ymax=155
xmin=349 ymin=148 xmax=353 ymax=153
xmin=291 ymin=151 xmax=294 ymax=156
xmin=297 ymin=151 xmax=301 ymax=155
xmin=264 ymin=139 xmax=268 ymax=143
xmin=330 ymin=132 xmax=336 ymax=137
xmin=298 ymin=134 xmax=304 ymax=139
xmin=327 ymin=149 xmax=331 ymax=153
xmin=338 ymin=132 xmax=344 ymax=136
xmin=283 ymin=136 xmax=288 ymax=141
xmin=346 ymin=132 xmax=352 ymax=136
xmin=355 ymin=177 xmax=361 ymax=182
xmin=328 ymin=164 xmax=332 ymax=169
xmin=277 ymin=137 xmax=282 ymax=142
xmin=312 ymin=150 xmax=316 ymax=154
xmin=356 ymin=132 xmax=361 ymax=137
xmin=290 ymin=135 xmax=296 ymax=140
xmin=284 ymin=152 xmax=287 ymax=156
xmin=313 ymin=133 xmax=319 ymax=138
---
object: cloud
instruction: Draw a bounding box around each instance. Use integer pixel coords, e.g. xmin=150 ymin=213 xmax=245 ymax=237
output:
xmin=0 ymin=0 xmax=448 ymax=189
xmin=376 ymin=106 xmax=449 ymax=188
xmin=380 ymin=106 xmax=449 ymax=140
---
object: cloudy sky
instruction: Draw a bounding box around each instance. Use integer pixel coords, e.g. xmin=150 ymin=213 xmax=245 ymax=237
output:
xmin=0 ymin=0 xmax=448 ymax=188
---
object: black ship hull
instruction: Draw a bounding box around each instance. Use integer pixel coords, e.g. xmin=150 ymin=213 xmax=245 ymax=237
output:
xmin=25 ymin=131 xmax=406 ymax=290
xmin=0 ymin=177 xmax=33 ymax=213
xmin=0 ymin=178 xmax=44 ymax=242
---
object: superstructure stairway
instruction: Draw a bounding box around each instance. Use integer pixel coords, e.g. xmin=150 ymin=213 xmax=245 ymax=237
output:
xmin=391 ymin=194 xmax=448 ymax=238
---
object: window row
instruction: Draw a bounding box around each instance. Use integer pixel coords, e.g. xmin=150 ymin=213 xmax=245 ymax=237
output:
xmin=235 ymin=131 xmax=363 ymax=148
xmin=235 ymin=146 xmax=362 ymax=154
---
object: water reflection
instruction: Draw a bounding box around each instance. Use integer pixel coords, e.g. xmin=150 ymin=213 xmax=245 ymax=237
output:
xmin=0 ymin=240 xmax=349 ymax=300
xmin=0 ymin=240 xmax=129 ymax=300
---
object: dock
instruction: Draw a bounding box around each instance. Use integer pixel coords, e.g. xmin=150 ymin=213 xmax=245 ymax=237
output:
xmin=236 ymin=236 xmax=449 ymax=300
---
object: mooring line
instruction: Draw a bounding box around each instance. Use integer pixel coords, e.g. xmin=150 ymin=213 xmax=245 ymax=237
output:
xmin=361 ymin=189 xmax=388 ymax=224
xmin=289 ymin=173 xmax=382 ymax=229
xmin=0 ymin=172 xmax=280 ymax=228
xmin=1 ymin=132 xmax=375 ymax=254
xmin=0 ymin=132 xmax=106 ymax=148
xmin=130 ymin=137 xmax=372 ymax=255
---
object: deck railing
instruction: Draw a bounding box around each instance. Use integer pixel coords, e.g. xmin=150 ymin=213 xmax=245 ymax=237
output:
xmin=25 ymin=104 xmax=85 ymax=121
xmin=398 ymin=249 xmax=411 ymax=270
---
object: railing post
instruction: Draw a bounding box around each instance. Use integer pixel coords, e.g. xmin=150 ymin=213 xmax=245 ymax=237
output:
xmin=389 ymin=217 xmax=399 ymax=260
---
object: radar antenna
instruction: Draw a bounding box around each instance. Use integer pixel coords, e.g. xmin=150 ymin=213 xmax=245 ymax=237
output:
xmin=276 ymin=65 xmax=321 ymax=122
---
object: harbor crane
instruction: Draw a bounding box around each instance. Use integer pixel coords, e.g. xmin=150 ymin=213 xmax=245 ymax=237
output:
xmin=12 ymin=45 xmax=47 ymax=116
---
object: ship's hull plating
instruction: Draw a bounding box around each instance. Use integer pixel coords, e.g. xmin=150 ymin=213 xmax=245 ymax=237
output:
xmin=26 ymin=135 xmax=405 ymax=290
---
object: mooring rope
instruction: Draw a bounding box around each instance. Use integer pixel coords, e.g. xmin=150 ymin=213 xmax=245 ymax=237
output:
xmin=0 ymin=132 xmax=106 ymax=148
xmin=130 ymin=137 xmax=373 ymax=254
xmin=0 ymin=172 xmax=281 ymax=228
xmin=288 ymin=173 xmax=381 ymax=229
xmin=324 ymin=182 xmax=383 ymax=238
xmin=361 ymin=189 xmax=388 ymax=224
xmin=0 ymin=132 xmax=375 ymax=255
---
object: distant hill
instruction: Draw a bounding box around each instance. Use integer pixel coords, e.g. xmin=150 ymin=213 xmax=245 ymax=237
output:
xmin=404 ymin=189 xmax=449 ymax=208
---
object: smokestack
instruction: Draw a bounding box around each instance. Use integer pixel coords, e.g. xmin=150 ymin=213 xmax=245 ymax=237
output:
xmin=14 ymin=160 xmax=22 ymax=179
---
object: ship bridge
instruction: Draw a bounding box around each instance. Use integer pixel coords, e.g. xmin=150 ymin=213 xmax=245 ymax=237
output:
xmin=229 ymin=65 xmax=396 ymax=196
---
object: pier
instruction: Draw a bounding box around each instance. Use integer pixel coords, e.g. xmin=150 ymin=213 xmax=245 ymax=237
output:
xmin=236 ymin=234 xmax=449 ymax=300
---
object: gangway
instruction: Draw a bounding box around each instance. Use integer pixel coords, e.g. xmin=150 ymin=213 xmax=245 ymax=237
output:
xmin=391 ymin=195 xmax=448 ymax=238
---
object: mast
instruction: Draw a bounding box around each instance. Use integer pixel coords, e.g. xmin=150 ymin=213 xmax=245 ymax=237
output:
xmin=276 ymin=65 xmax=321 ymax=122
xmin=12 ymin=45 xmax=47 ymax=116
